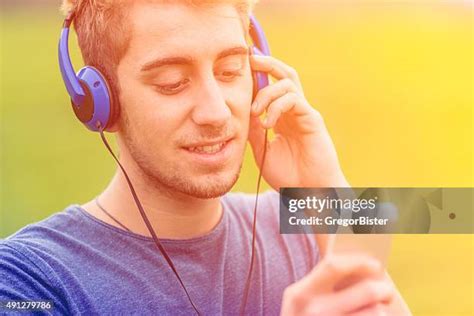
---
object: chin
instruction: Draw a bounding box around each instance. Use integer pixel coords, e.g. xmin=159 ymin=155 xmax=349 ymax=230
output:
xmin=177 ymin=167 xmax=242 ymax=199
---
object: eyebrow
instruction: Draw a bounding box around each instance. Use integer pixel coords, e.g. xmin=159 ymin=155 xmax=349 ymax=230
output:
xmin=216 ymin=46 xmax=249 ymax=60
xmin=140 ymin=46 xmax=249 ymax=72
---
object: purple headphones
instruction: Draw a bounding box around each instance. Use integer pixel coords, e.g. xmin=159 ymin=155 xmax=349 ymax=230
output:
xmin=58 ymin=13 xmax=271 ymax=132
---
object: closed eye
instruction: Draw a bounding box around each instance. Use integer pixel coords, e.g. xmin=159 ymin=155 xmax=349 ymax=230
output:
xmin=154 ymin=79 xmax=190 ymax=95
xmin=215 ymin=70 xmax=243 ymax=82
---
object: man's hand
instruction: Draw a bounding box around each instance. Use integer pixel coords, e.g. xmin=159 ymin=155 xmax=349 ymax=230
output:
xmin=248 ymin=55 xmax=348 ymax=189
xmin=280 ymin=254 xmax=396 ymax=316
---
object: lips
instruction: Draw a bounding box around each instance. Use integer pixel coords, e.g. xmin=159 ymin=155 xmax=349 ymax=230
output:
xmin=182 ymin=137 xmax=233 ymax=154
xmin=187 ymin=142 xmax=226 ymax=154
xmin=181 ymin=137 xmax=235 ymax=166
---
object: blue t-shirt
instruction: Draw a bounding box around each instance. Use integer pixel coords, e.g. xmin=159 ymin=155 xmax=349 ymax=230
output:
xmin=0 ymin=191 xmax=319 ymax=315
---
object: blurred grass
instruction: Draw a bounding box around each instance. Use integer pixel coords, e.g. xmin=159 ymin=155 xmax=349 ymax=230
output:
xmin=1 ymin=2 xmax=473 ymax=315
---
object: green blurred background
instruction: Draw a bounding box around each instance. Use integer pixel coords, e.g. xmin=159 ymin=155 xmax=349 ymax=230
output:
xmin=0 ymin=1 xmax=473 ymax=315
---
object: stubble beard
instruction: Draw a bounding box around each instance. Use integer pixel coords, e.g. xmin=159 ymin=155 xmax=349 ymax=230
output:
xmin=136 ymin=155 xmax=243 ymax=199
xmin=120 ymin=132 xmax=243 ymax=199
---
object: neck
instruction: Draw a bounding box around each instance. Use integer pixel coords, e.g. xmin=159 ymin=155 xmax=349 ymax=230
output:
xmin=83 ymin=168 xmax=223 ymax=240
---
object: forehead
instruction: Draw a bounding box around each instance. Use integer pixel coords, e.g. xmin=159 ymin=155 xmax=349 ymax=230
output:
xmin=126 ymin=2 xmax=247 ymax=63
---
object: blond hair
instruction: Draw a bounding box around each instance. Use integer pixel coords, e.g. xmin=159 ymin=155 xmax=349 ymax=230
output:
xmin=60 ymin=0 xmax=258 ymax=125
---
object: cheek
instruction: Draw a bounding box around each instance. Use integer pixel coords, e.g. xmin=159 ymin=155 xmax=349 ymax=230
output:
xmin=226 ymin=73 xmax=254 ymax=119
xmin=119 ymin=85 xmax=188 ymax=148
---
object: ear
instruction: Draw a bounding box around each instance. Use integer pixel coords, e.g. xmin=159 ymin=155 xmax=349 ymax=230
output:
xmin=106 ymin=121 xmax=120 ymax=133
xmin=102 ymin=73 xmax=121 ymax=133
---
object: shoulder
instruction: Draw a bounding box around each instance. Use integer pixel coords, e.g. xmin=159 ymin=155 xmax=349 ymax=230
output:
xmin=0 ymin=240 xmax=69 ymax=313
xmin=1 ymin=204 xmax=100 ymax=276
xmin=0 ymin=240 xmax=49 ymax=286
xmin=3 ymin=205 xmax=87 ymax=258
xmin=0 ymin=205 xmax=87 ymax=311
xmin=1 ymin=204 xmax=84 ymax=267
xmin=0 ymin=205 xmax=90 ymax=282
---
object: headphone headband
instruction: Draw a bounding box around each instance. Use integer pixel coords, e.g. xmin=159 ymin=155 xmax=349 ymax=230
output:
xmin=59 ymin=13 xmax=85 ymax=106
xmin=249 ymin=15 xmax=271 ymax=56
xmin=249 ymin=15 xmax=270 ymax=93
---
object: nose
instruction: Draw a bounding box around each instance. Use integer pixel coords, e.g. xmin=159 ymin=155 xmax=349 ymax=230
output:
xmin=191 ymin=75 xmax=231 ymax=127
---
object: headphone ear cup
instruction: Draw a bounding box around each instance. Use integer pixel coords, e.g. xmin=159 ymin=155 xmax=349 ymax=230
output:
xmin=71 ymin=80 xmax=95 ymax=124
xmin=76 ymin=66 xmax=112 ymax=131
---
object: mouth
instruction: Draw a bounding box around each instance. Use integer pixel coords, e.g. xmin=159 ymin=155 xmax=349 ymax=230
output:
xmin=181 ymin=137 xmax=235 ymax=166
xmin=183 ymin=137 xmax=233 ymax=154
xmin=185 ymin=141 xmax=228 ymax=154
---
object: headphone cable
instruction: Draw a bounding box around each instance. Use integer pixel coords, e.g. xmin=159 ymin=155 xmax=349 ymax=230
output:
xmin=97 ymin=124 xmax=202 ymax=316
xmin=97 ymin=124 xmax=267 ymax=316
xmin=239 ymin=128 xmax=269 ymax=316
xmin=94 ymin=197 xmax=132 ymax=232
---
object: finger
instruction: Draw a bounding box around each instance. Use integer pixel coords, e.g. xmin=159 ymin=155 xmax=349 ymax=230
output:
xmin=303 ymin=295 xmax=345 ymax=316
xmin=261 ymin=92 xmax=299 ymax=129
xmin=251 ymin=78 xmax=298 ymax=116
xmin=247 ymin=114 xmax=267 ymax=166
xmin=347 ymin=303 xmax=388 ymax=316
xmin=302 ymin=293 xmax=390 ymax=316
xmin=250 ymin=55 xmax=302 ymax=88
xmin=336 ymin=280 xmax=394 ymax=314
xmin=302 ymin=254 xmax=384 ymax=293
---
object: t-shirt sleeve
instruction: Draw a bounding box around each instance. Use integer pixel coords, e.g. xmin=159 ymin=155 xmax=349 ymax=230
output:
xmin=0 ymin=242 xmax=68 ymax=315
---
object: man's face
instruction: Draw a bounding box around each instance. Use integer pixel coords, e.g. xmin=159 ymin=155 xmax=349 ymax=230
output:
xmin=116 ymin=2 xmax=253 ymax=198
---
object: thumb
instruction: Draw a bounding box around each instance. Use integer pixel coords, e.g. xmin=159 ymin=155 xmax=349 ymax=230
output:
xmin=248 ymin=114 xmax=267 ymax=167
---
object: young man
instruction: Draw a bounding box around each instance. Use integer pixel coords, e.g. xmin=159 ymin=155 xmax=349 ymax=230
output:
xmin=0 ymin=1 xmax=410 ymax=315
